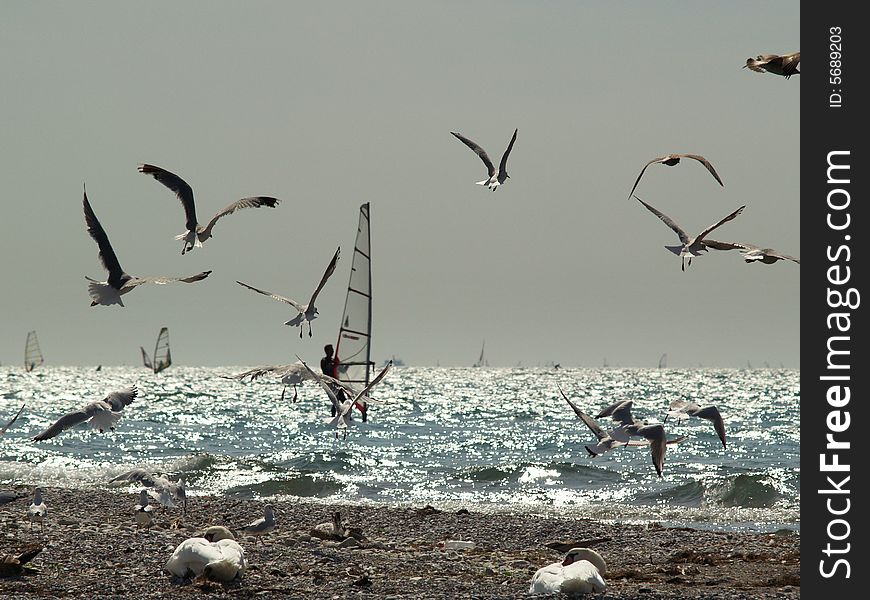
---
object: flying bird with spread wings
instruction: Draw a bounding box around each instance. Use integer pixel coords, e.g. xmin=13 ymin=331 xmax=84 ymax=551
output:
xmin=31 ymin=386 xmax=138 ymax=441
xmin=236 ymin=246 xmax=340 ymax=338
xmin=627 ymin=153 xmax=724 ymax=200
xmin=83 ymin=187 xmax=211 ymax=306
xmin=138 ymin=163 xmax=281 ymax=255
xmin=744 ymin=52 xmax=800 ymax=79
xmin=451 ymin=128 xmax=517 ymax=191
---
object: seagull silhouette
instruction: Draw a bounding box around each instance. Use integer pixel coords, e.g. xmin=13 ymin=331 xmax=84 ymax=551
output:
xmin=743 ymin=52 xmax=800 ymax=79
xmin=83 ymin=187 xmax=211 ymax=306
xmin=627 ymin=153 xmax=723 ymax=200
xmin=138 ymin=163 xmax=281 ymax=255
xmin=451 ymin=128 xmax=517 ymax=190
xmin=31 ymin=386 xmax=138 ymax=441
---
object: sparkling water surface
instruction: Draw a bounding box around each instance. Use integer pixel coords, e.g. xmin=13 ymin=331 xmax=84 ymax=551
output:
xmin=1 ymin=366 xmax=799 ymax=533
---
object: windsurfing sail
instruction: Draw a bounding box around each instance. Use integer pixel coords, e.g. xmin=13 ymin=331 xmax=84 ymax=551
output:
xmin=152 ymin=327 xmax=172 ymax=374
xmin=473 ymin=340 xmax=486 ymax=367
xmin=335 ymin=203 xmax=374 ymax=418
xmin=658 ymin=353 xmax=668 ymax=369
xmin=24 ymin=331 xmax=44 ymax=372
xmin=140 ymin=346 xmax=153 ymax=370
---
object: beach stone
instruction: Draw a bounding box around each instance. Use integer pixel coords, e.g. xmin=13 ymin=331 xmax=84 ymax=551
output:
xmin=509 ymin=559 xmax=531 ymax=569
xmin=338 ymin=537 xmax=359 ymax=549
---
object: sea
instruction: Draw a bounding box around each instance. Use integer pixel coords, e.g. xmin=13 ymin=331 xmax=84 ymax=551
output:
xmin=1 ymin=365 xmax=799 ymax=534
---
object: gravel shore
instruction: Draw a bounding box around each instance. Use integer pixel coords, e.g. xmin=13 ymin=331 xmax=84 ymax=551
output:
xmin=1 ymin=486 xmax=799 ymax=598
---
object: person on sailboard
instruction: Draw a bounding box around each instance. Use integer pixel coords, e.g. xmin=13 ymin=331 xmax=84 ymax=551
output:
xmin=321 ymin=344 xmax=346 ymax=417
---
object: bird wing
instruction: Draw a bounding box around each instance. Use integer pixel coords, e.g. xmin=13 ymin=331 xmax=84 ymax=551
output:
xmin=558 ymin=387 xmax=607 ymax=441
xmin=306 ymin=246 xmax=341 ymax=308
xmin=634 ymin=195 xmax=689 ymax=244
xmin=103 ymin=386 xmax=138 ymax=411
xmin=761 ymin=248 xmax=800 ymax=264
xmin=236 ymin=280 xmax=304 ymax=311
xmin=83 ymin=188 xmax=127 ymax=285
xmin=108 ymin=468 xmax=162 ymax=488
xmin=138 ymin=164 xmax=198 ymax=232
xmin=634 ymin=424 xmax=666 ymax=477
xmin=1 ymin=403 xmax=25 ymax=435
xmin=498 ymin=128 xmax=518 ymax=178
xmin=126 ymin=271 xmax=212 ymax=288
xmin=696 ymin=205 xmax=745 ymax=242
xmin=31 ymin=405 xmax=97 ymax=441
xmin=627 ymin=156 xmax=666 ymax=199
xmin=349 ymin=360 xmax=392 ymax=407
xmin=201 ymin=196 xmax=281 ymax=238
xmin=781 ymin=51 xmax=800 ymax=76
xmin=296 ymin=356 xmax=342 ymax=410
xmin=451 ymin=132 xmax=495 ymax=177
xmin=695 ymin=406 xmax=727 ymax=448
xmin=701 ymin=239 xmax=748 ymax=251
xmin=679 ymin=154 xmax=724 ymax=187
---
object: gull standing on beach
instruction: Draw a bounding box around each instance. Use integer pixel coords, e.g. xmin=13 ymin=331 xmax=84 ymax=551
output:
xmin=239 ymin=504 xmax=276 ymax=544
xmin=666 ymin=399 xmax=727 ymax=449
xmin=27 ymin=488 xmax=46 ymax=532
xmin=134 ymin=489 xmax=156 ymax=529
xmin=138 ymin=163 xmax=281 ymax=255
xmin=31 ymin=386 xmax=138 ymax=441
xmin=109 ymin=469 xmax=187 ymax=514
xmin=236 ymin=246 xmax=340 ymax=338
xmin=83 ymin=188 xmax=211 ymax=306
xmin=451 ymin=128 xmax=518 ymax=191
xmin=634 ymin=195 xmax=746 ymax=271
xmin=743 ymin=52 xmax=800 ymax=78
xmin=627 ymin=153 xmax=724 ymax=200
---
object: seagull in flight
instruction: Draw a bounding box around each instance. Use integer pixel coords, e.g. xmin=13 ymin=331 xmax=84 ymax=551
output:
xmin=634 ymin=195 xmax=746 ymax=271
xmin=236 ymin=246 xmax=340 ymax=338
xmin=109 ymin=469 xmax=187 ymax=513
xmin=83 ymin=187 xmax=211 ymax=306
xmin=451 ymin=128 xmax=517 ymax=190
xmin=297 ymin=356 xmax=392 ymax=437
xmin=31 ymin=386 xmax=138 ymax=441
xmin=743 ymin=52 xmax=800 ymax=79
xmin=627 ymin=154 xmax=724 ymax=200
xmin=702 ymin=240 xmax=800 ymax=265
xmin=228 ymin=361 xmax=364 ymax=403
xmin=666 ymin=399 xmax=727 ymax=449
xmin=138 ymin=163 xmax=281 ymax=255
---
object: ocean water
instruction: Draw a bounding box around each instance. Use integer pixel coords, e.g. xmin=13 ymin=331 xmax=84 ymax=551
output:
xmin=1 ymin=366 xmax=799 ymax=533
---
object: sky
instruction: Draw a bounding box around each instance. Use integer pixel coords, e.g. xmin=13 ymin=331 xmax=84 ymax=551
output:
xmin=0 ymin=1 xmax=800 ymax=369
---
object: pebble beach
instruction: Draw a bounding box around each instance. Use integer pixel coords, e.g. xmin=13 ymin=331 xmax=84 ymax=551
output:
xmin=1 ymin=486 xmax=799 ymax=599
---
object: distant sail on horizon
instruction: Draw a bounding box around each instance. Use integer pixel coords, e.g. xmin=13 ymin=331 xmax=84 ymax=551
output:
xmin=473 ymin=340 xmax=487 ymax=368
xmin=658 ymin=353 xmax=667 ymax=369
xmin=141 ymin=327 xmax=172 ymax=374
xmin=24 ymin=330 xmax=44 ymax=372
xmin=335 ymin=203 xmax=374 ymax=412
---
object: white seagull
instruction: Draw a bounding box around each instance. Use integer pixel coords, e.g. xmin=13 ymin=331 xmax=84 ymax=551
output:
xmin=229 ymin=361 xmax=366 ymax=403
xmin=239 ymin=504 xmax=276 ymax=544
xmin=138 ymin=163 xmax=281 ymax=255
xmin=27 ymin=487 xmax=47 ymax=532
xmin=595 ymin=400 xmax=684 ymax=477
xmin=83 ymin=187 xmax=211 ymax=306
xmin=109 ymin=469 xmax=187 ymax=513
xmin=627 ymin=153 xmax=724 ymax=200
xmin=298 ymin=357 xmax=392 ymax=437
xmin=134 ymin=489 xmax=156 ymax=529
xmin=634 ymin=195 xmax=746 ymax=271
xmin=666 ymin=399 xmax=727 ymax=449
xmin=744 ymin=52 xmax=800 ymax=79
xmin=702 ymin=240 xmax=800 ymax=265
xmin=236 ymin=246 xmax=340 ymax=338
xmin=1 ymin=403 xmax=25 ymax=435
xmin=529 ymin=547 xmax=607 ymax=595
xmin=165 ymin=536 xmax=247 ymax=582
xmin=451 ymin=128 xmax=517 ymax=190
xmin=31 ymin=386 xmax=138 ymax=441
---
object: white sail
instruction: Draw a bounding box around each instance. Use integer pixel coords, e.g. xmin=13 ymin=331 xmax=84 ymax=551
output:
xmin=140 ymin=346 xmax=153 ymax=370
xmin=335 ymin=203 xmax=373 ymax=392
xmin=24 ymin=330 xmax=44 ymax=372
xmin=152 ymin=327 xmax=172 ymax=374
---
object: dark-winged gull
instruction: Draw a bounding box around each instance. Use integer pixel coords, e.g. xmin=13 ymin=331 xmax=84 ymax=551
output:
xmin=666 ymin=399 xmax=727 ymax=449
xmin=31 ymin=386 xmax=138 ymax=441
xmin=627 ymin=153 xmax=724 ymax=200
xmin=236 ymin=246 xmax=340 ymax=338
xmin=83 ymin=187 xmax=211 ymax=306
xmin=702 ymin=240 xmax=800 ymax=265
xmin=451 ymin=128 xmax=517 ymax=191
xmin=298 ymin=357 xmax=392 ymax=437
xmin=743 ymin=52 xmax=800 ymax=78
xmin=634 ymin=195 xmax=746 ymax=271
xmin=138 ymin=163 xmax=281 ymax=255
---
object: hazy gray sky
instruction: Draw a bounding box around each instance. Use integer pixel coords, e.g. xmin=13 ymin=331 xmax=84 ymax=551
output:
xmin=1 ymin=2 xmax=799 ymax=369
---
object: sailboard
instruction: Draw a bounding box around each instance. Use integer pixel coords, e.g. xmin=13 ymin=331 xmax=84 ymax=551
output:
xmin=24 ymin=330 xmax=44 ymax=372
xmin=473 ymin=340 xmax=487 ymax=367
xmin=658 ymin=353 xmax=668 ymax=369
xmin=335 ymin=202 xmax=374 ymax=419
xmin=142 ymin=327 xmax=172 ymax=373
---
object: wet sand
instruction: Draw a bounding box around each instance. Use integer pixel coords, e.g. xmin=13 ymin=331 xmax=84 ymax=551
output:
xmin=1 ymin=486 xmax=799 ymax=598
